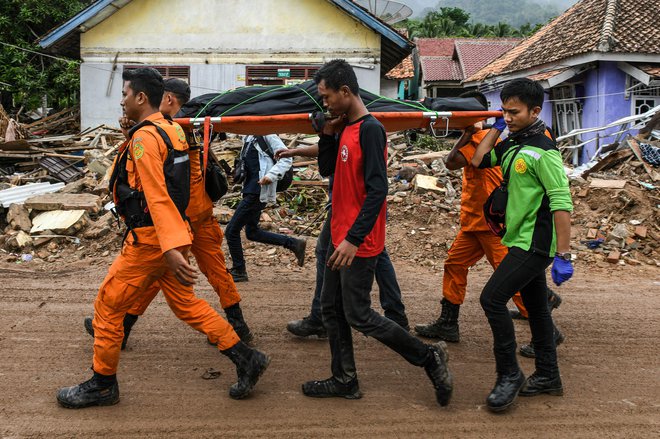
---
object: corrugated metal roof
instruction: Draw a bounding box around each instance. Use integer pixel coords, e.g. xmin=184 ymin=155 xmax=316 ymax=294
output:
xmin=0 ymin=182 xmax=65 ymax=208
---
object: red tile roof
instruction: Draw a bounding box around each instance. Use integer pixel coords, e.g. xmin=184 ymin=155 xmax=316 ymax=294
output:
xmin=421 ymin=56 xmax=462 ymax=81
xmin=416 ymin=38 xmax=456 ymax=57
xmin=636 ymin=64 xmax=660 ymax=78
xmin=386 ymin=55 xmax=414 ymax=79
xmin=417 ymin=38 xmax=521 ymax=82
xmin=454 ymin=39 xmax=521 ymax=78
xmin=467 ymin=0 xmax=660 ymax=82
xmin=527 ymin=68 xmax=570 ymax=81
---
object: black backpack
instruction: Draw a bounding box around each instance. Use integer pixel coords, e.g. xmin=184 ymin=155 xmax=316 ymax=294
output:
xmin=234 ymin=136 xmax=293 ymax=192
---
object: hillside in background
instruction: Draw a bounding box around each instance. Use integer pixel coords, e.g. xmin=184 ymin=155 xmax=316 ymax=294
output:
xmin=405 ymin=0 xmax=578 ymax=27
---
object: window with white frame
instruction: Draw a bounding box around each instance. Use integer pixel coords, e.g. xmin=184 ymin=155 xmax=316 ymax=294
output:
xmin=628 ymin=78 xmax=660 ymax=115
xmin=551 ymin=85 xmax=582 ymax=136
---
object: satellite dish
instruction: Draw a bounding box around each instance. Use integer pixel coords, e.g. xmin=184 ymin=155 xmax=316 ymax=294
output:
xmin=354 ymin=0 xmax=413 ymax=24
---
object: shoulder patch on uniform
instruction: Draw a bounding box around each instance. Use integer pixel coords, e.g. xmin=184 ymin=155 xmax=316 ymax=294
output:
xmin=514 ymin=157 xmax=527 ymax=174
xmin=174 ymin=125 xmax=186 ymax=143
xmin=133 ymin=139 xmax=145 ymax=160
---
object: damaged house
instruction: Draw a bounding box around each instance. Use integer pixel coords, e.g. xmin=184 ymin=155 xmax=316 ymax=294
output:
xmin=39 ymin=0 xmax=414 ymax=129
xmin=463 ymin=0 xmax=660 ymax=163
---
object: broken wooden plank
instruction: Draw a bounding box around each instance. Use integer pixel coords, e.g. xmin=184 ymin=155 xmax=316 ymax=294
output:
xmin=589 ymin=179 xmax=627 ymax=189
xmin=582 ymin=148 xmax=633 ymax=177
xmin=291 ymin=180 xmax=328 ymax=186
xmin=402 ymin=151 xmax=447 ymax=165
xmin=413 ymin=174 xmax=445 ymax=193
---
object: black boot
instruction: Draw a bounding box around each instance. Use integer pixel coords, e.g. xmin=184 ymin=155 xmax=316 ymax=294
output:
xmin=414 ymin=299 xmax=460 ymax=342
xmin=83 ymin=314 xmax=138 ymax=351
xmin=56 ymin=372 xmax=119 ymax=409
xmin=121 ymin=314 xmax=139 ymax=350
xmin=224 ymin=303 xmax=254 ymax=344
xmin=84 ymin=317 xmax=94 ymax=337
xmin=424 ymin=341 xmax=453 ymax=406
xmin=221 ymin=341 xmax=270 ymax=399
xmin=519 ymin=372 xmax=563 ymax=396
xmin=519 ymin=326 xmax=565 ymax=358
xmin=486 ymin=369 xmax=525 ymax=413
xmin=302 ymin=376 xmax=361 ymax=399
xmin=229 ymin=267 xmax=249 ymax=282
xmin=286 ymin=316 xmax=327 ymax=338
xmin=290 ymin=238 xmax=307 ymax=267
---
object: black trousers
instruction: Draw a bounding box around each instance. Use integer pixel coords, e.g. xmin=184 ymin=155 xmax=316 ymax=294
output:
xmin=320 ymin=245 xmax=429 ymax=383
xmin=480 ymin=246 xmax=558 ymax=377
xmin=310 ymin=208 xmax=407 ymax=327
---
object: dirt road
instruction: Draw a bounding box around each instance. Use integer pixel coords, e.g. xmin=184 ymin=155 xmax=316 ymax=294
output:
xmin=1 ymin=255 xmax=659 ymax=438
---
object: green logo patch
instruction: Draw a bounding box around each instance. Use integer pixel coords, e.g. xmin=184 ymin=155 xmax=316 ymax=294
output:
xmin=174 ymin=125 xmax=186 ymax=143
xmin=133 ymin=141 xmax=145 ymax=160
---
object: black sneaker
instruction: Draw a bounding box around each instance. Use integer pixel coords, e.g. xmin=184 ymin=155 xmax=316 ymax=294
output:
xmin=291 ymin=238 xmax=307 ymax=267
xmin=519 ymin=372 xmax=563 ymax=397
xmin=57 ymin=375 xmax=120 ymax=409
xmin=302 ymin=376 xmax=361 ymax=399
xmin=486 ymin=369 xmax=525 ymax=413
xmin=229 ymin=267 xmax=249 ymax=283
xmin=519 ymin=328 xmax=565 ymax=358
xmin=286 ymin=316 xmax=327 ymax=338
xmin=424 ymin=342 xmax=453 ymax=406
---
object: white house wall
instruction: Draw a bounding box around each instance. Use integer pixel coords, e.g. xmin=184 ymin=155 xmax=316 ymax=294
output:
xmin=78 ymin=0 xmax=384 ymax=129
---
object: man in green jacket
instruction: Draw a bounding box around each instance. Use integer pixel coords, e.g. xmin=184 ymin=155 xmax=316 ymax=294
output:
xmin=471 ymin=78 xmax=574 ymax=413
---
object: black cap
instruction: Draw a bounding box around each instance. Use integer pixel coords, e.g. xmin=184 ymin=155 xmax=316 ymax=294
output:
xmin=164 ymin=78 xmax=191 ymax=104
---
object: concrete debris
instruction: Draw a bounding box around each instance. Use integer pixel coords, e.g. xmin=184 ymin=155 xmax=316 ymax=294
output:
xmin=30 ymin=210 xmax=89 ymax=235
xmin=6 ymin=204 xmax=32 ymax=232
xmin=24 ymin=193 xmax=102 ymax=213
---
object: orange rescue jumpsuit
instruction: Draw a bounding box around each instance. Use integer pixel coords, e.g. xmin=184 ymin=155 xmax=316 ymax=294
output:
xmin=127 ymin=140 xmax=241 ymax=316
xmin=92 ymin=112 xmax=239 ymax=376
xmin=443 ymin=129 xmax=527 ymax=317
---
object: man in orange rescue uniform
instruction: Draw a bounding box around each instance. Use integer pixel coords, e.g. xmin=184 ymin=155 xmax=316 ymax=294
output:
xmin=57 ymin=68 xmax=268 ymax=409
xmin=415 ymin=91 xmax=561 ymax=343
xmin=83 ymin=78 xmax=252 ymax=348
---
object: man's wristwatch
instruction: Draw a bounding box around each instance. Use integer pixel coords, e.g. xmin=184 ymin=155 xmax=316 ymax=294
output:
xmin=555 ymin=252 xmax=572 ymax=261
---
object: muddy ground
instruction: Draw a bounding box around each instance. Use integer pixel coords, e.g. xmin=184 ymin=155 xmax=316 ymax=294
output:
xmin=1 ymin=230 xmax=659 ymax=439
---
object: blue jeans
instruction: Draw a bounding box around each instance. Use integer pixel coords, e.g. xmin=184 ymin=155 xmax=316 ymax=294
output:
xmin=309 ymin=208 xmax=408 ymax=328
xmin=225 ymin=193 xmax=293 ymax=270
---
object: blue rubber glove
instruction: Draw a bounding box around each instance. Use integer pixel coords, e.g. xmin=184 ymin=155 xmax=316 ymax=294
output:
xmin=493 ymin=109 xmax=506 ymax=131
xmin=551 ymin=256 xmax=574 ymax=286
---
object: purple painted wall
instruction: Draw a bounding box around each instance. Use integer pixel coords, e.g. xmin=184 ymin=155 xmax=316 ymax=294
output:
xmin=483 ymin=62 xmax=633 ymax=163
xmin=579 ymin=62 xmax=630 ymax=162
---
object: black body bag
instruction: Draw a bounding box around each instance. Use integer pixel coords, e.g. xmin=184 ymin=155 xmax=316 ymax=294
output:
xmin=483 ymin=144 xmax=524 ymax=237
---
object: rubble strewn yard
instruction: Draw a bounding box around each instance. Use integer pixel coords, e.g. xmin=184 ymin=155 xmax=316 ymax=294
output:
xmin=0 ymin=106 xmax=659 ymax=437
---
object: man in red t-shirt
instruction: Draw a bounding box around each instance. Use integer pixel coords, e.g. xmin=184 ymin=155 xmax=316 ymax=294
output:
xmin=300 ymin=60 xmax=452 ymax=407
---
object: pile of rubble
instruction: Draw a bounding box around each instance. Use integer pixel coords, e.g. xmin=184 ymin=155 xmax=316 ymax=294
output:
xmin=568 ymin=135 xmax=659 ymax=267
xmin=0 ymin=105 xmax=657 ymax=270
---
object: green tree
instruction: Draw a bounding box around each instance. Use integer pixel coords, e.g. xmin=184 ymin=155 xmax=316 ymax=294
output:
xmin=0 ymin=0 xmax=88 ymax=111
